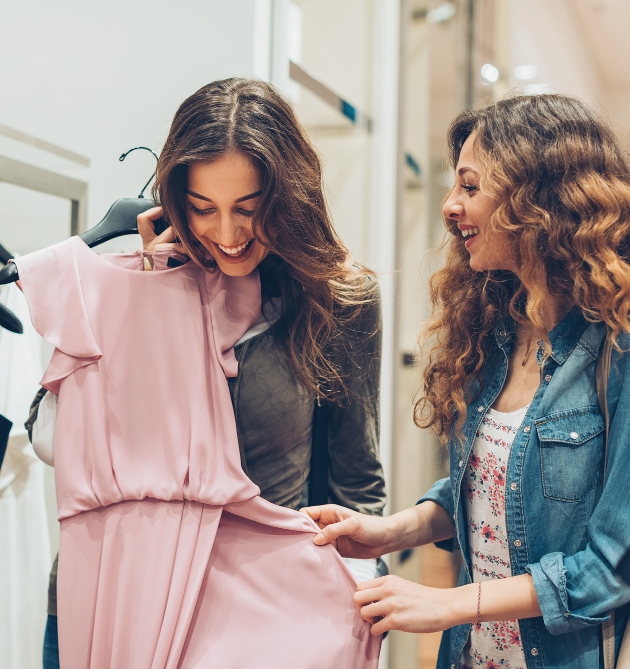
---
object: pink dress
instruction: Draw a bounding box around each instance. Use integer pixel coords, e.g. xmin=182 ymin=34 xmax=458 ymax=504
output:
xmin=16 ymin=237 xmax=381 ymax=669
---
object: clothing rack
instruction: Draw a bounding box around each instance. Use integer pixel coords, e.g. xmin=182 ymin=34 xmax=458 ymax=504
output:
xmin=0 ymin=123 xmax=90 ymax=167
xmin=289 ymin=61 xmax=373 ymax=133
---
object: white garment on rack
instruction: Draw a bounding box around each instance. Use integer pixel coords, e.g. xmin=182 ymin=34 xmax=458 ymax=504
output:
xmin=0 ymin=281 xmax=51 ymax=669
xmin=31 ymin=391 xmax=56 ymax=467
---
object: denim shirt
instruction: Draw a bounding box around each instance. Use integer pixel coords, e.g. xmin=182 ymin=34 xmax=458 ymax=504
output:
xmin=419 ymin=309 xmax=630 ymax=669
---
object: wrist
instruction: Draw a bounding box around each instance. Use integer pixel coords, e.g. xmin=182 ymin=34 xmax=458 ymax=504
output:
xmin=382 ymin=509 xmax=420 ymax=553
xmin=379 ymin=515 xmax=401 ymax=553
xmin=447 ymin=583 xmax=478 ymax=628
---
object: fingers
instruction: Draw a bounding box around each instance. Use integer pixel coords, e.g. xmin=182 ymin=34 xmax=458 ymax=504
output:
xmin=155 ymin=226 xmax=177 ymax=245
xmin=359 ymin=600 xmax=388 ymax=621
xmin=354 ymin=578 xmax=386 ymax=601
xmin=137 ymin=206 xmax=169 ymax=247
xmin=299 ymin=505 xmax=324 ymax=522
xmin=353 ymin=587 xmax=393 ymax=636
xmin=300 ymin=504 xmax=344 ymax=525
xmin=369 ymin=616 xmax=393 ymax=636
xmin=153 ymin=234 xmax=180 ymax=253
xmin=313 ymin=516 xmax=360 ymax=546
xmin=355 ymin=576 xmax=433 ymax=636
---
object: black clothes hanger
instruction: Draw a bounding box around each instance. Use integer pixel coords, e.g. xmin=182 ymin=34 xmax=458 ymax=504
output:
xmin=0 ymin=303 xmax=23 ymax=334
xmin=0 ymin=146 xmax=171 ymax=285
xmin=0 ymin=241 xmax=14 ymax=265
xmin=81 ymin=146 xmax=169 ymax=245
xmin=0 ymin=413 xmax=12 ymax=470
xmin=0 ymin=240 xmax=23 ymax=333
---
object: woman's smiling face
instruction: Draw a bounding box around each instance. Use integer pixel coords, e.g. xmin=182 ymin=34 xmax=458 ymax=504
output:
xmin=442 ymin=133 xmax=517 ymax=273
xmin=186 ymin=152 xmax=269 ymax=277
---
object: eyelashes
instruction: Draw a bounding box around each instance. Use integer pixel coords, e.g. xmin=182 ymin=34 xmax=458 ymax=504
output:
xmin=187 ymin=203 xmax=255 ymax=217
xmin=188 ymin=203 xmax=211 ymax=216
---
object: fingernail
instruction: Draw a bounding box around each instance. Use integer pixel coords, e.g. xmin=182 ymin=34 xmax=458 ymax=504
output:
xmin=314 ymin=533 xmax=324 ymax=544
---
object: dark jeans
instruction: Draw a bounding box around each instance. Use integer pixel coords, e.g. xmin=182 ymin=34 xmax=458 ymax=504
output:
xmin=43 ymin=614 xmax=59 ymax=669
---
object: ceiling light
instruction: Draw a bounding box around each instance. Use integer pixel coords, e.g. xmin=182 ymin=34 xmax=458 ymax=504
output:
xmin=426 ymin=2 xmax=457 ymax=23
xmin=513 ymin=64 xmax=538 ymax=81
xmin=523 ymin=83 xmax=554 ymax=95
xmin=480 ymin=63 xmax=499 ymax=83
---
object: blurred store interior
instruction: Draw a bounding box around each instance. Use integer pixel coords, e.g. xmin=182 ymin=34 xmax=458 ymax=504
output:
xmin=0 ymin=1 xmax=628 ymax=667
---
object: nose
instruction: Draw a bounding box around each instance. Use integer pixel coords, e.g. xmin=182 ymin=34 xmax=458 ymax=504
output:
xmin=214 ymin=211 xmax=247 ymax=246
xmin=442 ymin=190 xmax=464 ymax=221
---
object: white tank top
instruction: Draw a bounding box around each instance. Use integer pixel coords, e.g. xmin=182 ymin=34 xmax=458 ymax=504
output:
xmin=460 ymin=406 xmax=529 ymax=669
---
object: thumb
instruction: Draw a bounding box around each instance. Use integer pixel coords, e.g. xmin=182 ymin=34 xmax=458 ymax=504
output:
xmin=313 ymin=516 xmax=360 ymax=546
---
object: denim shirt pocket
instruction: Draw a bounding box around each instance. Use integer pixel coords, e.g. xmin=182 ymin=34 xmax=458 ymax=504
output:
xmin=534 ymin=406 xmax=605 ymax=502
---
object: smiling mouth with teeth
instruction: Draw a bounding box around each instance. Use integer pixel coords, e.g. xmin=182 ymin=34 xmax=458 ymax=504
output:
xmin=216 ymin=239 xmax=255 ymax=258
xmin=461 ymin=227 xmax=480 ymax=240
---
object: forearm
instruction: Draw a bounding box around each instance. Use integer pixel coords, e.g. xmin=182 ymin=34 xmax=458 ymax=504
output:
xmin=355 ymin=568 xmax=541 ymax=635
xmin=450 ymin=574 xmax=542 ymax=626
xmin=383 ymin=501 xmax=454 ymax=554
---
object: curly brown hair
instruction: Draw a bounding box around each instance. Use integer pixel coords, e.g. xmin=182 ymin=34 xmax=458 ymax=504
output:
xmin=415 ymin=93 xmax=630 ymax=441
xmin=154 ymin=78 xmax=376 ymax=402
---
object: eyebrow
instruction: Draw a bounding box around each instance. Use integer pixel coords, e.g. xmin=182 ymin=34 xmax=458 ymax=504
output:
xmin=457 ymin=167 xmax=479 ymax=177
xmin=186 ymin=189 xmax=263 ymax=203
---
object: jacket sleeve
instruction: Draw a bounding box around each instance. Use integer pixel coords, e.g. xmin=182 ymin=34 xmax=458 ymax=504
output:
xmin=526 ymin=343 xmax=630 ymax=636
xmin=326 ymin=287 xmax=387 ymax=516
xmin=417 ymin=477 xmax=457 ymax=552
xmin=25 ymin=387 xmax=48 ymax=443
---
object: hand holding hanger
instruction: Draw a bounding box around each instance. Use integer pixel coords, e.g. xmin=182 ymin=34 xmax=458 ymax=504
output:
xmin=137 ymin=206 xmax=185 ymax=269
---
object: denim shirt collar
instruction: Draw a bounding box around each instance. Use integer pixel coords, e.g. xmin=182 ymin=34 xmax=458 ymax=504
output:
xmin=493 ymin=306 xmax=591 ymax=365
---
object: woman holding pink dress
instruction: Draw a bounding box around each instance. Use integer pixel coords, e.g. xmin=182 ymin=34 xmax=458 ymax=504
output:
xmin=27 ymin=78 xmax=386 ymax=669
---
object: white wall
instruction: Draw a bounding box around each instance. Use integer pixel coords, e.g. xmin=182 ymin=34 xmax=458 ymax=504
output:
xmin=0 ymin=0 xmax=258 ymax=254
xmin=508 ymin=0 xmax=603 ymax=102
xmin=287 ymin=0 xmax=375 ymax=265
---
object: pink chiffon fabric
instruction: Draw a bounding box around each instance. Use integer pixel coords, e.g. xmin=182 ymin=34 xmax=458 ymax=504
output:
xmin=16 ymin=237 xmax=380 ymax=669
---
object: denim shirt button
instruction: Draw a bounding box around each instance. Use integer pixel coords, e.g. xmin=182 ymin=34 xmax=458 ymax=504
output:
xmin=514 ymin=539 xmax=522 ymax=547
xmin=510 ymin=482 xmax=517 ymax=491
xmin=523 ymin=425 xmax=531 ymax=433
xmin=458 ymin=460 xmax=463 ymax=468
xmin=564 ymin=611 xmax=570 ymax=617
xmin=531 ymin=648 xmax=539 ymax=656
xmin=478 ymin=406 xmax=484 ymax=413
xmin=545 ymin=374 xmax=552 ymax=382
xmin=570 ymin=431 xmax=579 ymax=440
xmin=499 ymin=331 xmax=506 ymax=337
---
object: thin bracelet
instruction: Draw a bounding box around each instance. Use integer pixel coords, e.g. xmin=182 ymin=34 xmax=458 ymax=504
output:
xmin=476 ymin=582 xmax=482 ymax=628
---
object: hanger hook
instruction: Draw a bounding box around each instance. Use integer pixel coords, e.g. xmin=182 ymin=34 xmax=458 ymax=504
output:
xmin=119 ymin=146 xmax=159 ymax=199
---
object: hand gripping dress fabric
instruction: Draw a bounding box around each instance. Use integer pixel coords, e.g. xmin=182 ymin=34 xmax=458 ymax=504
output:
xmin=15 ymin=237 xmax=381 ymax=669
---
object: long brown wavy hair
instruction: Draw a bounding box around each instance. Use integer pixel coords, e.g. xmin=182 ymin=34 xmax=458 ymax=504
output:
xmin=415 ymin=94 xmax=630 ymax=441
xmin=154 ymin=78 xmax=376 ymax=402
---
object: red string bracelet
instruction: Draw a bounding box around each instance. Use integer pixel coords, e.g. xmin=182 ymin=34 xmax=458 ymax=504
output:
xmin=476 ymin=582 xmax=482 ymax=629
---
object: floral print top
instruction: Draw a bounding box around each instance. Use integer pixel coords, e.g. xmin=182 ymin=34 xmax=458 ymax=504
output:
xmin=460 ymin=406 xmax=529 ymax=669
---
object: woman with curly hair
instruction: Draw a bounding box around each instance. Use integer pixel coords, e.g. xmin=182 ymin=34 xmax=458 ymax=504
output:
xmin=304 ymin=94 xmax=630 ymax=668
